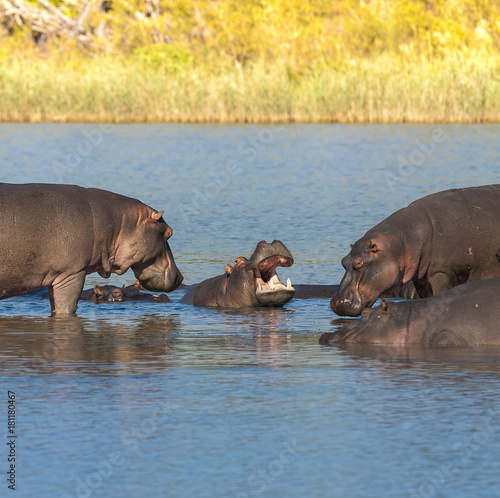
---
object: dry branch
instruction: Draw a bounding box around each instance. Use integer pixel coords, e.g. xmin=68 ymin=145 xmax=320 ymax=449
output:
xmin=0 ymin=0 xmax=98 ymax=49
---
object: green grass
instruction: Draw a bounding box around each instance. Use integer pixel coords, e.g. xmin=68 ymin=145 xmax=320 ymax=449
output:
xmin=1 ymin=52 xmax=499 ymax=123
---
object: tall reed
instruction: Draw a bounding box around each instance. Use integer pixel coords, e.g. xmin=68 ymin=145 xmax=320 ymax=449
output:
xmin=1 ymin=51 xmax=498 ymax=123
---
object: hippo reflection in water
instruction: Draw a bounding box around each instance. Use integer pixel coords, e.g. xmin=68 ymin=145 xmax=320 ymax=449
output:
xmin=181 ymin=240 xmax=294 ymax=308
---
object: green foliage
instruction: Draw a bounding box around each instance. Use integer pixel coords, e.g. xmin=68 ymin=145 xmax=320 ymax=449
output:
xmin=133 ymin=43 xmax=193 ymax=72
xmin=3 ymin=0 xmax=500 ymax=64
xmin=1 ymin=0 xmax=499 ymax=122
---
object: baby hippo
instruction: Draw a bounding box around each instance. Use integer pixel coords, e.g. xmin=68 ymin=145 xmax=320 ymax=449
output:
xmin=122 ymin=281 xmax=171 ymax=303
xmin=80 ymin=282 xmax=170 ymax=303
xmin=181 ymin=240 xmax=295 ymax=308
xmin=80 ymin=285 xmax=126 ymax=303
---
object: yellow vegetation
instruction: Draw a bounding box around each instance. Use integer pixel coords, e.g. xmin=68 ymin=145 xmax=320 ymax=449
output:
xmin=0 ymin=0 xmax=499 ymax=122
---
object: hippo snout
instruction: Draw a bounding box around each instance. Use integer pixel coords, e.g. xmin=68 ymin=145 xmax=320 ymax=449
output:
xmin=319 ymin=326 xmax=356 ymax=345
xmin=319 ymin=332 xmax=342 ymax=345
xmin=330 ymin=294 xmax=364 ymax=317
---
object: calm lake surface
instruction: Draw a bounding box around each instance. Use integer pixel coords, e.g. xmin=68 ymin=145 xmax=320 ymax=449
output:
xmin=0 ymin=124 xmax=499 ymax=497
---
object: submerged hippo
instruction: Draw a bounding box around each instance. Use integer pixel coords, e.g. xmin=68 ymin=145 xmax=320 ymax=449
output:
xmin=331 ymin=184 xmax=500 ymax=316
xmin=80 ymin=285 xmax=126 ymax=302
xmin=0 ymin=183 xmax=183 ymax=314
xmin=25 ymin=282 xmax=170 ymax=303
xmin=180 ymin=240 xmax=294 ymax=308
xmin=122 ymin=281 xmax=171 ymax=302
xmin=81 ymin=283 xmax=171 ymax=303
xmin=321 ymin=278 xmax=500 ymax=346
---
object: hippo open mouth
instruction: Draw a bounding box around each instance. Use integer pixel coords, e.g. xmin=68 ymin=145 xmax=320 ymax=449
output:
xmin=253 ymin=254 xmax=294 ymax=305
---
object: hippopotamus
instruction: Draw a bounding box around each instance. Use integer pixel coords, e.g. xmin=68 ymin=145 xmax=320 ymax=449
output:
xmin=321 ymin=278 xmax=500 ymax=346
xmin=24 ymin=282 xmax=170 ymax=303
xmin=331 ymin=184 xmax=500 ymax=316
xmin=122 ymin=281 xmax=171 ymax=302
xmin=0 ymin=183 xmax=183 ymax=314
xmin=180 ymin=240 xmax=294 ymax=308
xmin=80 ymin=285 xmax=126 ymax=302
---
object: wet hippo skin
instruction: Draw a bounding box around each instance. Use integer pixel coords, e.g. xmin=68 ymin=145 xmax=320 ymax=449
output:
xmin=0 ymin=183 xmax=182 ymax=314
xmin=322 ymin=278 xmax=500 ymax=346
xmin=331 ymin=184 xmax=500 ymax=316
xmin=181 ymin=240 xmax=294 ymax=308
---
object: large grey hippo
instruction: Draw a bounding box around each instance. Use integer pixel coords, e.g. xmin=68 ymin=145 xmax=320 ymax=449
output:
xmin=181 ymin=240 xmax=294 ymax=308
xmin=322 ymin=278 xmax=500 ymax=346
xmin=0 ymin=183 xmax=183 ymax=314
xmin=331 ymin=184 xmax=500 ymax=316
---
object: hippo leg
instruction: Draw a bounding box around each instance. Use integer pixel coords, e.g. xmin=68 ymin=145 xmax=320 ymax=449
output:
xmin=48 ymin=272 xmax=86 ymax=315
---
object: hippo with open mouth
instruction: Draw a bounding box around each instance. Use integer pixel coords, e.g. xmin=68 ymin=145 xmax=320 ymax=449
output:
xmin=180 ymin=240 xmax=294 ymax=308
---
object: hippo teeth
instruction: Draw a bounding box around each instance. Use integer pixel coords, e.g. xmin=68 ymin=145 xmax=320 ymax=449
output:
xmin=257 ymin=279 xmax=262 ymax=291
xmin=269 ymin=274 xmax=281 ymax=290
xmin=287 ymin=278 xmax=292 ymax=289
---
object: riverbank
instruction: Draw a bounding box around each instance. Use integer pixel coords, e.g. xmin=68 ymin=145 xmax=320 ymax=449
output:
xmin=1 ymin=51 xmax=499 ymax=123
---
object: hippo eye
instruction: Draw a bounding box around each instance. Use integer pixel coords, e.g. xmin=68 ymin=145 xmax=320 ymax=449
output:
xmin=353 ymin=258 xmax=364 ymax=270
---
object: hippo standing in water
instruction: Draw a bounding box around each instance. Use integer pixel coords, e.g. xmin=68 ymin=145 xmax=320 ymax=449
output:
xmin=321 ymin=278 xmax=500 ymax=346
xmin=331 ymin=184 xmax=500 ymax=316
xmin=0 ymin=183 xmax=183 ymax=314
xmin=181 ymin=240 xmax=294 ymax=308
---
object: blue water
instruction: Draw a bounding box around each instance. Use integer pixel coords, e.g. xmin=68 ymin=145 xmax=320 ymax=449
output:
xmin=0 ymin=124 xmax=499 ymax=497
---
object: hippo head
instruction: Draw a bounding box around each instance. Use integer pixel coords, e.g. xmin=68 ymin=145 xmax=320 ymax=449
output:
xmin=331 ymin=233 xmax=404 ymax=316
xmin=222 ymin=240 xmax=295 ymax=307
xmin=321 ymin=299 xmax=411 ymax=345
xmin=94 ymin=285 xmax=125 ymax=302
xmin=125 ymin=211 xmax=183 ymax=293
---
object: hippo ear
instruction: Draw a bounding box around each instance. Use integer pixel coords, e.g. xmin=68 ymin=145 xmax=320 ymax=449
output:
xmin=225 ymin=263 xmax=233 ymax=275
xmin=94 ymin=285 xmax=104 ymax=298
xmin=163 ymin=225 xmax=173 ymax=240
xmin=151 ymin=211 xmax=164 ymax=222
xmin=350 ymin=243 xmax=354 ymax=248
xmin=234 ymin=257 xmax=247 ymax=269
xmin=381 ymin=298 xmax=390 ymax=312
